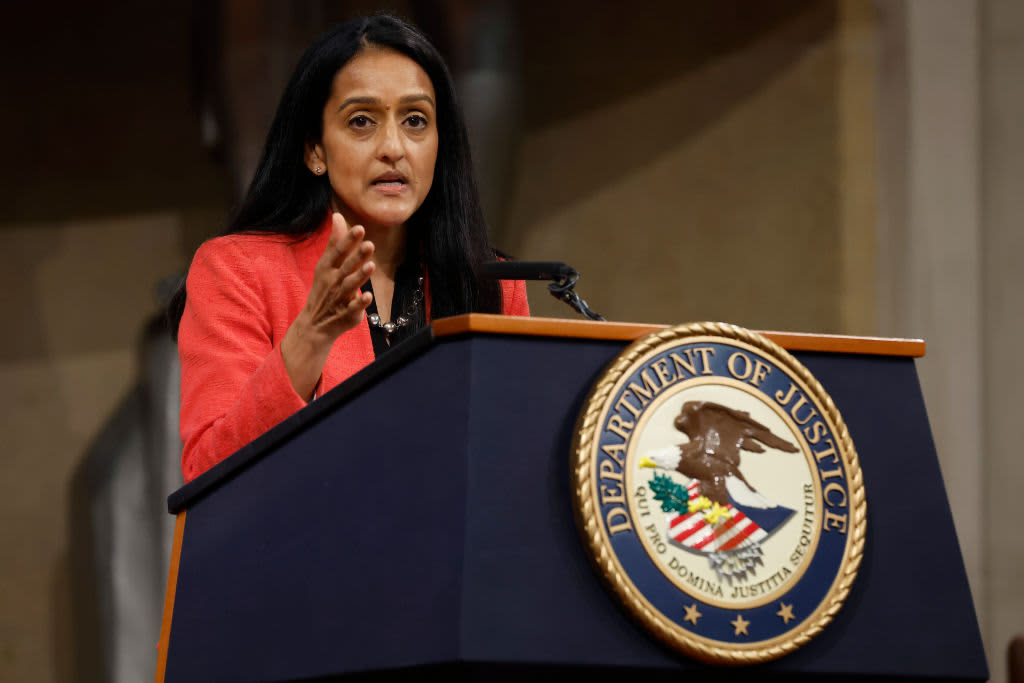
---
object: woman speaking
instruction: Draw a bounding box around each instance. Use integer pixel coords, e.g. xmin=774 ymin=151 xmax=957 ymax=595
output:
xmin=172 ymin=15 xmax=529 ymax=482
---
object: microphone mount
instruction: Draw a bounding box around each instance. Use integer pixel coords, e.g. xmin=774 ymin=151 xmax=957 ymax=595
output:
xmin=481 ymin=261 xmax=606 ymax=321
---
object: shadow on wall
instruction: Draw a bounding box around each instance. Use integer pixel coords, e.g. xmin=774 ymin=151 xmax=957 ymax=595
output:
xmin=64 ymin=313 xmax=184 ymax=683
xmin=513 ymin=0 xmax=831 ymax=231
xmin=507 ymin=0 xmax=843 ymax=331
xmin=52 ymin=551 xmax=76 ymax=683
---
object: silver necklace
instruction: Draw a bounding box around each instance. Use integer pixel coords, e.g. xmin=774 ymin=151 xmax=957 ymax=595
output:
xmin=366 ymin=276 xmax=425 ymax=339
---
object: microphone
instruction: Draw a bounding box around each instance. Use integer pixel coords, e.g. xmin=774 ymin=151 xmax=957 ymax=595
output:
xmin=481 ymin=261 xmax=575 ymax=282
xmin=482 ymin=260 xmax=606 ymax=321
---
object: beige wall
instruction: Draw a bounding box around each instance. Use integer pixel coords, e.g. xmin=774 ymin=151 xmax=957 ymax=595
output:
xmin=877 ymin=1 xmax=1024 ymax=681
xmin=506 ymin=2 xmax=874 ymax=332
xmin=0 ymin=216 xmax=188 ymax=680
xmin=0 ymin=4 xmax=227 ymax=681
xmin=981 ymin=0 xmax=1024 ymax=677
xmin=877 ymin=0 xmax=985 ymax=617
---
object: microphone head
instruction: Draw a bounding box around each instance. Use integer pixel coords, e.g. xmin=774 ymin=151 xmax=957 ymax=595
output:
xmin=481 ymin=261 xmax=575 ymax=281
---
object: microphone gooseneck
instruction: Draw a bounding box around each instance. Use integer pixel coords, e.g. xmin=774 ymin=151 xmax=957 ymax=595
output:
xmin=482 ymin=261 xmax=606 ymax=321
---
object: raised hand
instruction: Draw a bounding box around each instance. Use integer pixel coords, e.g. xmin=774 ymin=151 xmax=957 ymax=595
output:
xmin=281 ymin=212 xmax=375 ymax=399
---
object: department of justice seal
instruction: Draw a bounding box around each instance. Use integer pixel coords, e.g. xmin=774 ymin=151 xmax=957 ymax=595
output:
xmin=571 ymin=322 xmax=865 ymax=664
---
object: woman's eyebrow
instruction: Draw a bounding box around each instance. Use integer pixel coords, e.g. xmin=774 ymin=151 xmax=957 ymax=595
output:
xmin=400 ymin=93 xmax=435 ymax=109
xmin=337 ymin=96 xmax=379 ymax=112
xmin=336 ymin=94 xmax=435 ymax=113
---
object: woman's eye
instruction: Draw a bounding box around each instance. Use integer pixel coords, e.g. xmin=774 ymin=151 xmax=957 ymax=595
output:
xmin=349 ymin=114 xmax=373 ymax=129
xmin=405 ymin=114 xmax=428 ymax=129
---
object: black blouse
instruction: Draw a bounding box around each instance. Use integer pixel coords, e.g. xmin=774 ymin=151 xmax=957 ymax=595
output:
xmin=359 ymin=253 xmax=426 ymax=357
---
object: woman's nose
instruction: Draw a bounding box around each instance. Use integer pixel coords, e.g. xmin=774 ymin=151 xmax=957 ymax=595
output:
xmin=376 ymin=119 xmax=405 ymax=162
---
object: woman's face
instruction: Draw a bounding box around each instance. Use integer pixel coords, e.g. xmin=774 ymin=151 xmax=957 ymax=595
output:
xmin=307 ymin=47 xmax=439 ymax=231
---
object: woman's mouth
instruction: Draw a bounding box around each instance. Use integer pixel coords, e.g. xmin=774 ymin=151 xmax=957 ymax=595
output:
xmin=372 ymin=173 xmax=408 ymax=194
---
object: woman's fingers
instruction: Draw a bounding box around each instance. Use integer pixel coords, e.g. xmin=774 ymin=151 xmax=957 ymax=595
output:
xmin=318 ymin=213 xmax=365 ymax=269
xmin=337 ymin=258 xmax=374 ymax=299
xmin=303 ymin=211 xmax=379 ymax=337
xmin=324 ymin=284 xmax=372 ymax=331
xmin=320 ymin=213 xmax=348 ymax=258
xmin=348 ymin=289 xmax=373 ymax=315
xmin=284 ymin=214 xmax=378 ymax=392
xmin=322 ymin=239 xmax=373 ymax=303
xmin=343 ymin=240 xmax=374 ymax=283
xmin=318 ymin=214 xmax=374 ymax=281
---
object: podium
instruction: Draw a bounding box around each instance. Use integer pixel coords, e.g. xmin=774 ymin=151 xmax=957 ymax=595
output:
xmin=156 ymin=315 xmax=987 ymax=682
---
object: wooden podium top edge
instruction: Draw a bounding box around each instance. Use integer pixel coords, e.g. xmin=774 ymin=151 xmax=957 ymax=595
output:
xmin=431 ymin=314 xmax=926 ymax=358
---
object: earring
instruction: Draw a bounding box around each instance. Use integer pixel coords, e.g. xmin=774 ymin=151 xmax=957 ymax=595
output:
xmin=314 ymin=166 xmax=322 ymax=174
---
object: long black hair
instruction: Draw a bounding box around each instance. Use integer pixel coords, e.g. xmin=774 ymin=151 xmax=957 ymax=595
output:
xmin=169 ymin=14 xmax=502 ymax=337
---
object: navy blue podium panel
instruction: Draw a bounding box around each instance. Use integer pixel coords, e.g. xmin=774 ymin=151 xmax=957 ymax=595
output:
xmin=159 ymin=320 xmax=987 ymax=682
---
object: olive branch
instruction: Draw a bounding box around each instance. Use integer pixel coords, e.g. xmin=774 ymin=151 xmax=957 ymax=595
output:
xmin=649 ymin=473 xmax=690 ymax=515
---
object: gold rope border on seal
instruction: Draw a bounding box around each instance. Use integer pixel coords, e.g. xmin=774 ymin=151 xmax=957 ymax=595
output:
xmin=570 ymin=322 xmax=867 ymax=665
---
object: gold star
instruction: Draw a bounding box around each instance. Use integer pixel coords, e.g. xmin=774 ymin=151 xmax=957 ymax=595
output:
xmin=731 ymin=614 xmax=750 ymax=636
xmin=683 ymin=603 xmax=702 ymax=626
xmin=777 ymin=602 xmax=796 ymax=624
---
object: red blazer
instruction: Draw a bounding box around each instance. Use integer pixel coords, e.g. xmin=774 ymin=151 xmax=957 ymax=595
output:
xmin=178 ymin=222 xmax=529 ymax=482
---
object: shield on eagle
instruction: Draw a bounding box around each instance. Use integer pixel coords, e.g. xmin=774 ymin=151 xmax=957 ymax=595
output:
xmin=640 ymin=400 xmax=799 ymax=582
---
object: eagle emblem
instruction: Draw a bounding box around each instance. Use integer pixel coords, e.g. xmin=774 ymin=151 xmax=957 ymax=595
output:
xmin=572 ymin=322 xmax=865 ymax=663
xmin=639 ymin=400 xmax=800 ymax=583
